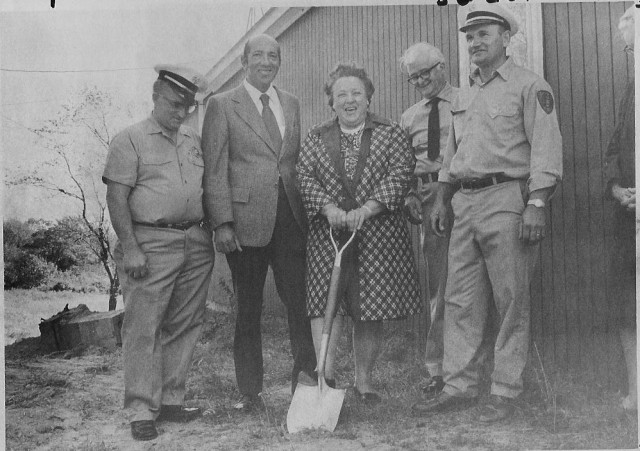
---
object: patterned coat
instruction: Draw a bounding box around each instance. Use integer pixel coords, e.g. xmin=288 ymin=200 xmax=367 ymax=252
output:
xmin=297 ymin=113 xmax=422 ymax=321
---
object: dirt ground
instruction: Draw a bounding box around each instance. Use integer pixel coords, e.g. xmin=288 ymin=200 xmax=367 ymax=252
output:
xmin=4 ymin=307 xmax=638 ymax=451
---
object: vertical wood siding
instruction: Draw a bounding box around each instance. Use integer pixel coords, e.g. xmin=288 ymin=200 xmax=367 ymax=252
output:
xmin=213 ymin=4 xmax=632 ymax=383
xmin=537 ymin=2 xmax=632 ymax=385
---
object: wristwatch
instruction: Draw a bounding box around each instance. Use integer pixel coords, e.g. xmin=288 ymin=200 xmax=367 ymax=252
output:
xmin=527 ymin=199 xmax=546 ymax=208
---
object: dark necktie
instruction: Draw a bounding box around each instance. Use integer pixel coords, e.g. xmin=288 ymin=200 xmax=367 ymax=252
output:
xmin=260 ymin=93 xmax=282 ymax=152
xmin=427 ymin=97 xmax=441 ymax=161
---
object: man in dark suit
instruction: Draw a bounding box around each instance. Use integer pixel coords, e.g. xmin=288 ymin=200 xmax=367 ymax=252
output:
xmin=202 ymin=34 xmax=316 ymax=411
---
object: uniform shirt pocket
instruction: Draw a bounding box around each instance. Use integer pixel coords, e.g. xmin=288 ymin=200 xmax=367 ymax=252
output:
xmin=413 ymin=136 xmax=429 ymax=153
xmin=140 ymin=154 xmax=173 ymax=165
xmin=487 ymin=105 xmax=519 ymax=119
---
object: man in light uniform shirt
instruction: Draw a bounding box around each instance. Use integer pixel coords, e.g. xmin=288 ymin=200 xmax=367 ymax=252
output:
xmin=412 ymin=5 xmax=562 ymax=423
xmin=104 ymin=65 xmax=213 ymax=440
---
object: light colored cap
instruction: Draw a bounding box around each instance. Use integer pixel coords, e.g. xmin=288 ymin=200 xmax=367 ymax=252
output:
xmin=154 ymin=64 xmax=208 ymax=103
xmin=459 ymin=4 xmax=519 ymax=35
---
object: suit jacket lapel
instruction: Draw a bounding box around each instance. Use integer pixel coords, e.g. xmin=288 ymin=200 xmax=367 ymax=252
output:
xmin=232 ymin=85 xmax=277 ymax=155
xmin=278 ymin=88 xmax=294 ymax=161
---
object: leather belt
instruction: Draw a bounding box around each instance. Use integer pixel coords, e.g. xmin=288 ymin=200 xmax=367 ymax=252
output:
xmin=457 ymin=174 xmax=518 ymax=190
xmin=133 ymin=220 xmax=203 ymax=231
xmin=417 ymin=172 xmax=439 ymax=184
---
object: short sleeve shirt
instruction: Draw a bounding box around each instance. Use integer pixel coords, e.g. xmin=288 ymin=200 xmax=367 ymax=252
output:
xmin=439 ymin=58 xmax=563 ymax=193
xmin=400 ymin=83 xmax=458 ymax=175
xmin=102 ymin=115 xmax=205 ymax=224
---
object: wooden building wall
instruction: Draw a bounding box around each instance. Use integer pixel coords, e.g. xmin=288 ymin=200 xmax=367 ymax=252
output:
xmin=534 ymin=1 xmax=633 ymax=383
xmin=212 ymin=3 xmax=634 ymax=385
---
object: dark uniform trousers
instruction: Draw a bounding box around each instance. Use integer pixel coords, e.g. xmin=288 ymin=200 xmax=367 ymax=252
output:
xmin=226 ymin=180 xmax=316 ymax=396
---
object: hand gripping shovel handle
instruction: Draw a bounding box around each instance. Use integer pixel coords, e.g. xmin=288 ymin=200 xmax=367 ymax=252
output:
xmin=317 ymin=228 xmax=357 ymax=388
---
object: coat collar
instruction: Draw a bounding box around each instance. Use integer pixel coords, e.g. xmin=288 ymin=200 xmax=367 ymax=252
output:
xmin=469 ymin=57 xmax=515 ymax=86
xmin=146 ymin=114 xmax=189 ymax=144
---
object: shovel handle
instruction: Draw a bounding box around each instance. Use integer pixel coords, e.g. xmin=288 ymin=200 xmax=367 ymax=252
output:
xmin=318 ymin=229 xmax=356 ymax=380
xmin=330 ymin=228 xmax=357 ymax=268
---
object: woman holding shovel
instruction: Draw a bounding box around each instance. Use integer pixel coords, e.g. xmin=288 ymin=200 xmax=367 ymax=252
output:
xmin=297 ymin=62 xmax=422 ymax=403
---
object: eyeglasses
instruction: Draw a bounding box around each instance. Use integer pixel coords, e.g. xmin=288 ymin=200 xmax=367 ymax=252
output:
xmin=159 ymin=94 xmax=198 ymax=114
xmin=407 ymin=61 xmax=442 ymax=85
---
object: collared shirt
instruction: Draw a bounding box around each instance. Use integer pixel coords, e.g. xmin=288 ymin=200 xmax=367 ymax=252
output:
xmin=439 ymin=58 xmax=563 ymax=193
xmin=102 ymin=115 xmax=205 ymax=224
xmin=400 ymin=83 xmax=457 ymax=175
xmin=243 ymin=79 xmax=286 ymax=137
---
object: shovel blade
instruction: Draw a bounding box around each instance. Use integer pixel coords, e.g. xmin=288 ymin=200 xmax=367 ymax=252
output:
xmin=286 ymin=384 xmax=345 ymax=433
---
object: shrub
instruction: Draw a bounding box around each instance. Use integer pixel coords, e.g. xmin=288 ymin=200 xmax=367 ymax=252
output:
xmin=24 ymin=216 xmax=93 ymax=271
xmin=4 ymin=247 xmax=54 ymax=289
xmin=3 ymin=219 xmax=35 ymax=249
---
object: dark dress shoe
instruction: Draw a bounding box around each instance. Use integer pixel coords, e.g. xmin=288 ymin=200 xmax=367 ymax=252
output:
xmin=325 ymin=378 xmax=336 ymax=389
xmin=411 ymin=392 xmax=477 ymax=416
xmin=354 ymin=388 xmax=382 ymax=405
xmin=156 ymin=405 xmax=201 ymax=423
xmin=477 ymin=395 xmax=514 ymax=423
xmin=421 ymin=376 xmax=445 ymax=398
xmin=233 ymin=394 xmax=259 ymax=412
xmin=130 ymin=420 xmax=158 ymax=441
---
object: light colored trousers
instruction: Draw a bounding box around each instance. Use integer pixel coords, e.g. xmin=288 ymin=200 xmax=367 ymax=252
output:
xmin=115 ymin=224 xmax=214 ymax=421
xmin=417 ymin=180 xmax=450 ymax=378
xmin=443 ymin=181 xmax=537 ymax=399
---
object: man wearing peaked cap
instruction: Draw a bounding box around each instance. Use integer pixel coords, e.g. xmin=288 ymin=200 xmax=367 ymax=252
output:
xmin=412 ymin=4 xmax=563 ymax=422
xmin=103 ymin=64 xmax=213 ymax=440
xmin=155 ymin=64 xmax=208 ymax=105
xmin=459 ymin=4 xmax=519 ymax=35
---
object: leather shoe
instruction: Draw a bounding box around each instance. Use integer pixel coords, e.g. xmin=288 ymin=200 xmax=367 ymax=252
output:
xmin=478 ymin=395 xmax=514 ymax=423
xmin=354 ymin=388 xmax=382 ymax=405
xmin=421 ymin=376 xmax=445 ymax=398
xmin=233 ymin=394 xmax=259 ymax=412
xmin=130 ymin=420 xmax=158 ymax=441
xmin=156 ymin=405 xmax=201 ymax=423
xmin=411 ymin=392 xmax=477 ymax=416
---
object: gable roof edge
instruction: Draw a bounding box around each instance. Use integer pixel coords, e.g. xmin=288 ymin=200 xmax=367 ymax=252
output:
xmin=204 ymin=7 xmax=312 ymax=96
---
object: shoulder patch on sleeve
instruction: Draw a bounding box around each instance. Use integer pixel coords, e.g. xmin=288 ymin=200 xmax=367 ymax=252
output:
xmin=536 ymin=90 xmax=554 ymax=114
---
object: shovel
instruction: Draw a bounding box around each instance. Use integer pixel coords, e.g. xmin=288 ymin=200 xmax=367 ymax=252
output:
xmin=287 ymin=228 xmax=357 ymax=434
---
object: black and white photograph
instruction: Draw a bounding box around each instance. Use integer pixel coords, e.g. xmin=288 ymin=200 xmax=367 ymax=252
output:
xmin=2 ymin=0 xmax=637 ymax=449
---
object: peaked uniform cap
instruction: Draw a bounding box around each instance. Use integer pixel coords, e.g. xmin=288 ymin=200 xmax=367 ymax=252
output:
xmin=154 ymin=64 xmax=208 ymax=104
xmin=459 ymin=4 xmax=519 ymax=35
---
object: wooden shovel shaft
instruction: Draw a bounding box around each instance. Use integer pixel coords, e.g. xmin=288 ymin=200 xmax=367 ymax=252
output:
xmin=317 ymin=263 xmax=342 ymax=379
xmin=317 ymin=228 xmax=355 ymax=380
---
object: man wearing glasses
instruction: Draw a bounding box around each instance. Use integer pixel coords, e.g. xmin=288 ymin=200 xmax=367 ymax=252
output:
xmin=399 ymin=43 xmax=458 ymax=399
xmin=103 ymin=65 xmax=213 ymax=441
